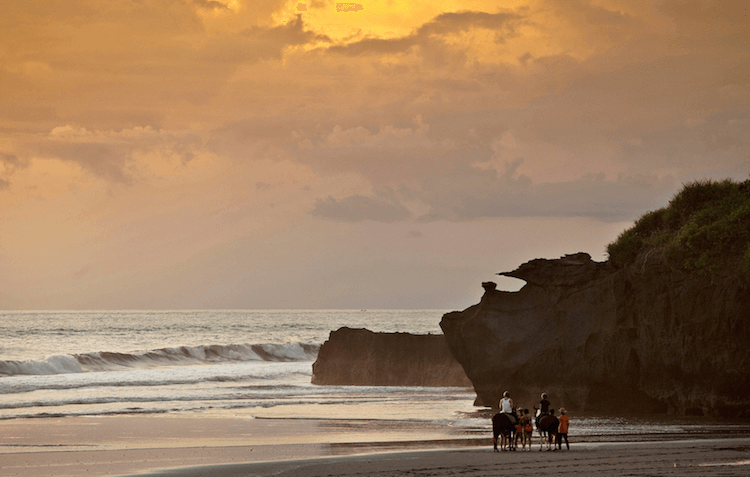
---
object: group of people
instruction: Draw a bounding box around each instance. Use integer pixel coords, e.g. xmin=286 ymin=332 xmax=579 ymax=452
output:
xmin=498 ymin=391 xmax=570 ymax=450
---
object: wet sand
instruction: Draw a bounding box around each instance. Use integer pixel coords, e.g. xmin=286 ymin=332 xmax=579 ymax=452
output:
xmin=0 ymin=414 xmax=474 ymax=476
xmin=138 ymin=440 xmax=750 ymax=477
xmin=1 ymin=414 xmax=749 ymax=476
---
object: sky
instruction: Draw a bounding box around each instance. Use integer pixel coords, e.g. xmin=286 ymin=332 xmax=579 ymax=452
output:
xmin=1 ymin=0 xmax=748 ymax=310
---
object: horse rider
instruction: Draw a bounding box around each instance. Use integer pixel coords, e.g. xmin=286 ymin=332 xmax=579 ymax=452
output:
xmin=539 ymin=392 xmax=551 ymax=415
xmin=499 ymin=391 xmax=517 ymax=424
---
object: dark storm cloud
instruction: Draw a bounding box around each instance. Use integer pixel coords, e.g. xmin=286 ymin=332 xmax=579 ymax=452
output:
xmin=29 ymin=127 xmax=204 ymax=183
xmin=328 ymin=36 xmax=416 ymax=56
xmin=1 ymin=152 xmax=28 ymax=170
xmin=310 ymin=192 xmax=412 ymax=222
xmin=192 ymin=0 xmax=230 ymax=10
xmin=240 ymin=14 xmax=332 ymax=55
xmin=413 ymin=169 xmax=676 ymax=222
xmin=193 ymin=16 xmax=330 ymax=73
xmin=308 ymin=0 xmax=330 ymax=9
xmin=45 ymin=142 xmax=132 ymax=183
xmin=328 ymin=10 xmax=521 ymax=56
xmin=310 ymin=162 xmax=677 ymax=223
xmin=417 ymin=11 xmax=522 ymax=36
xmin=0 ymin=152 xmax=30 ymax=188
xmin=621 ymin=107 xmax=750 ymax=172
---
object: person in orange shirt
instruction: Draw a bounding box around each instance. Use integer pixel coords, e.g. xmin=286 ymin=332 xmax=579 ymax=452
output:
xmin=556 ymin=408 xmax=570 ymax=450
xmin=515 ymin=408 xmax=532 ymax=451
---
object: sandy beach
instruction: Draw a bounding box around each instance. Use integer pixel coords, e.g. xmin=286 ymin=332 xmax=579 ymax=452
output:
xmin=155 ymin=441 xmax=750 ymax=477
xmin=2 ymin=414 xmax=750 ymax=477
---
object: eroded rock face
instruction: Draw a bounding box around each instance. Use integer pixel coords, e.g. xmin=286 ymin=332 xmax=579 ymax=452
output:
xmin=440 ymin=253 xmax=750 ymax=417
xmin=312 ymin=327 xmax=473 ymax=387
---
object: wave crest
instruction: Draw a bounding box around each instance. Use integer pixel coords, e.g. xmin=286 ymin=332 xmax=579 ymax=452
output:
xmin=0 ymin=355 xmax=83 ymax=376
xmin=0 ymin=342 xmax=319 ymax=377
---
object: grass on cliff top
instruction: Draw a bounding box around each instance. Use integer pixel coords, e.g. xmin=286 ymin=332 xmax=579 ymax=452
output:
xmin=607 ymin=178 xmax=750 ymax=278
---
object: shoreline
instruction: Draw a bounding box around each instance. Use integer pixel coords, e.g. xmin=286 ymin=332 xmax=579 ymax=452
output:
xmin=2 ymin=414 xmax=750 ymax=477
xmin=0 ymin=413 xmax=479 ymax=477
xmin=120 ymin=439 xmax=750 ymax=477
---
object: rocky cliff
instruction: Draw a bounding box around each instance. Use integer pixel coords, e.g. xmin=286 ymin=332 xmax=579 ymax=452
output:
xmin=312 ymin=327 xmax=472 ymax=387
xmin=440 ymin=252 xmax=750 ymax=417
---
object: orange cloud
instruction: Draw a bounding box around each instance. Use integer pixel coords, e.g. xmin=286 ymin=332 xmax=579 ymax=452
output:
xmin=1 ymin=0 xmax=748 ymax=308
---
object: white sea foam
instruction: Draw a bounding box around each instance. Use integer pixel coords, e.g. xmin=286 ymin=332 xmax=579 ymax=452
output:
xmin=698 ymin=460 xmax=750 ymax=467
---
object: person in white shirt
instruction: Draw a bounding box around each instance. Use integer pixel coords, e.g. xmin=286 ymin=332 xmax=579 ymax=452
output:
xmin=499 ymin=391 xmax=516 ymax=424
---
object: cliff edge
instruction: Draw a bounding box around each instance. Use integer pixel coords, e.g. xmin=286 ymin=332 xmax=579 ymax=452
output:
xmin=441 ymin=180 xmax=750 ymax=417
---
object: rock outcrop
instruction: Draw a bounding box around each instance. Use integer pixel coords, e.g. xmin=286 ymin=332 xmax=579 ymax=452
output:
xmin=312 ymin=327 xmax=472 ymax=387
xmin=440 ymin=252 xmax=750 ymax=417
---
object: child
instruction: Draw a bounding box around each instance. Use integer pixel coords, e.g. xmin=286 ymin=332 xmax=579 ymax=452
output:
xmin=556 ymin=408 xmax=569 ymax=450
xmin=521 ymin=408 xmax=532 ymax=451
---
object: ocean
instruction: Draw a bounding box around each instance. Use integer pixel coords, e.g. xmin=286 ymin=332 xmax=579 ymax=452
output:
xmin=1 ymin=309 xmax=747 ymax=445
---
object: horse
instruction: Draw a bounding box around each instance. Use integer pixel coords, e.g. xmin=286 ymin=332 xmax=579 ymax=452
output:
xmin=535 ymin=411 xmax=559 ymax=451
xmin=492 ymin=412 xmax=516 ymax=451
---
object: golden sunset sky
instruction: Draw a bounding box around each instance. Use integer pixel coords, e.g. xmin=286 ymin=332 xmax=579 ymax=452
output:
xmin=1 ymin=0 xmax=748 ymax=309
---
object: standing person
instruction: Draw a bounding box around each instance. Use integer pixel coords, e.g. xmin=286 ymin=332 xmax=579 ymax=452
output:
xmin=499 ymin=391 xmax=516 ymax=424
xmin=557 ymin=408 xmax=570 ymax=450
xmin=518 ymin=408 xmax=532 ymax=450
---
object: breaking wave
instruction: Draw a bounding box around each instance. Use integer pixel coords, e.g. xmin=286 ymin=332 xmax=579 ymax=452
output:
xmin=0 ymin=342 xmax=319 ymax=377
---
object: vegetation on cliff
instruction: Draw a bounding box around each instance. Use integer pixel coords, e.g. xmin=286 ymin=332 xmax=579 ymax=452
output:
xmin=607 ymin=178 xmax=750 ymax=278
